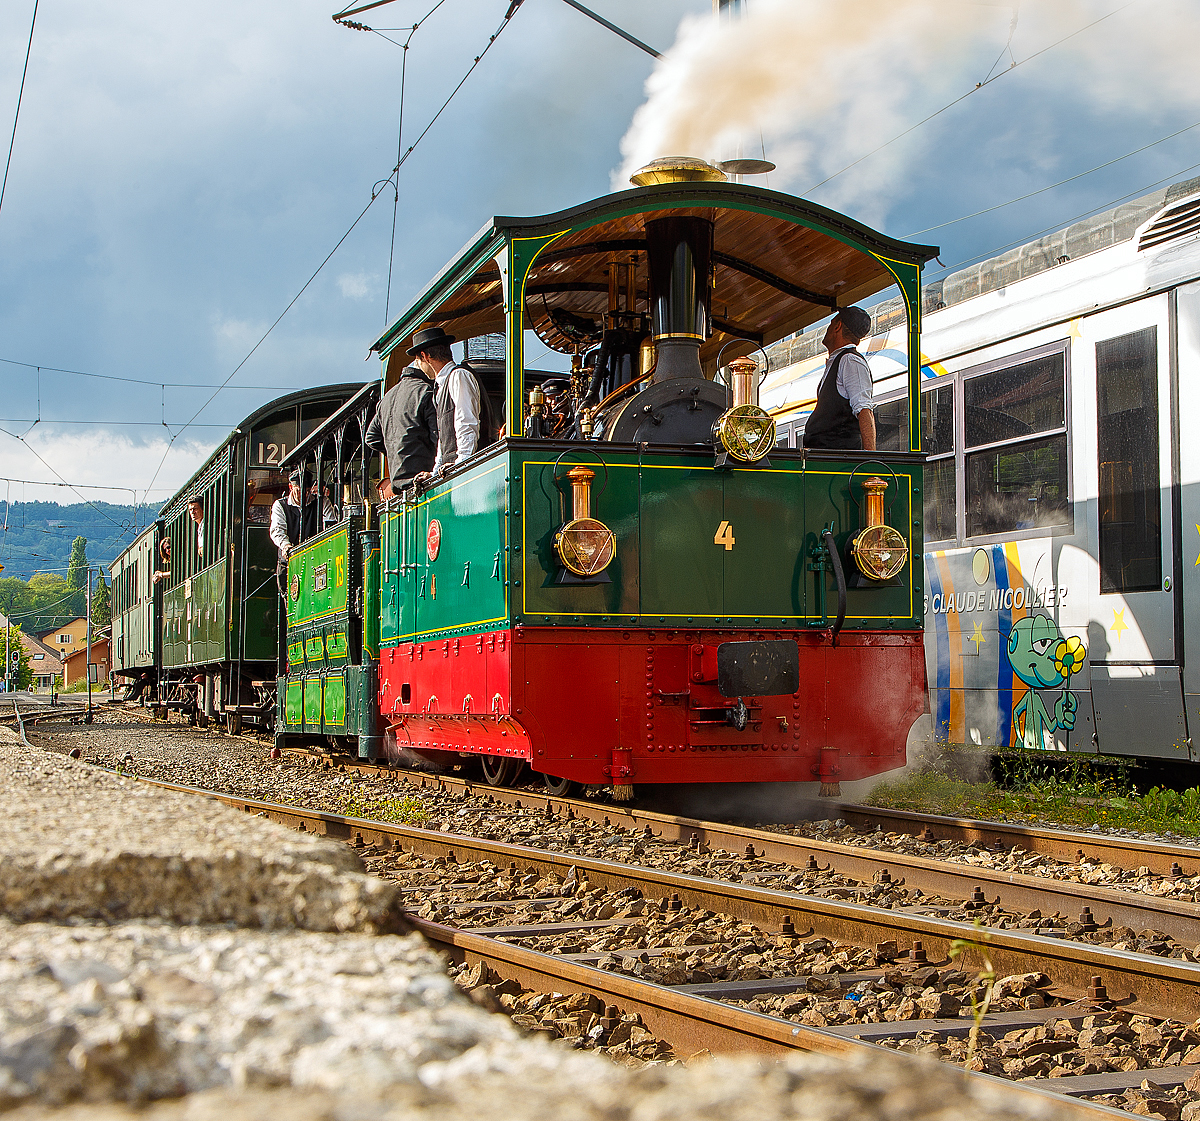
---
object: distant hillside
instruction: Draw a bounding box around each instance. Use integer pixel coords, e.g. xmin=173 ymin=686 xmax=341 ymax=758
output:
xmin=0 ymin=502 xmax=156 ymax=579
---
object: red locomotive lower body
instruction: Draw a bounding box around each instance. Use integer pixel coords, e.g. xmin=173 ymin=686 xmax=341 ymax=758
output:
xmin=378 ymin=625 xmax=923 ymax=796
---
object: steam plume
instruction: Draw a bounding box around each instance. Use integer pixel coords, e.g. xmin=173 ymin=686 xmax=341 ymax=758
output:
xmin=615 ymin=0 xmax=1200 ymax=222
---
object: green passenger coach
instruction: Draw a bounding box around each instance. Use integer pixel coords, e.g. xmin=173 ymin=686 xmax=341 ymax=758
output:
xmin=108 ymin=384 xmax=366 ymax=727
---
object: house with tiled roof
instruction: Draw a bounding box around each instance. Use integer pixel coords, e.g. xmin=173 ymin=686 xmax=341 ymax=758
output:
xmin=18 ymin=630 xmax=63 ymax=691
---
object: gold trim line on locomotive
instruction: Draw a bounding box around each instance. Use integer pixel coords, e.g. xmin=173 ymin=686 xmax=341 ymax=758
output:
xmin=851 ymin=477 xmax=909 ymax=581
xmin=554 ymin=466 xmax=616 ymax=577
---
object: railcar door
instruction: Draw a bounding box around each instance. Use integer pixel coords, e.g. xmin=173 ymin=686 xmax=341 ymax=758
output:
xmin=1081 ymin=301 xmax=1187 ymax=759
xmin=1177 ymin=280 xmax=1200 ymax=760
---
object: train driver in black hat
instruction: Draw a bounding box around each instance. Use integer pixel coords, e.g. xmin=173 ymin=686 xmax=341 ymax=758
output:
xmin=541 ymin=378 xmax=572 ymax=436
xmin=406 ymin=327 xmax=487 ymax=479
xmin=802 ymin=305 xmax=877 ymax=451
xmin=364 ymin=357 xmax=438 ymax=497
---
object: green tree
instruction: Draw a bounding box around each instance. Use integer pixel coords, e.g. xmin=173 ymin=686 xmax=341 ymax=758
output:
xmin=65 ymin=536 xmax=89 ymax=621
xmin=3 ymin=625 xmax=33 ymax=691
xmin=92 ymin=570 xmax=111 ymax=627
xmin=0 ymin=577 xmax=33 ymax=639
xmin=22 ymin=573 xmax=76 ymax=636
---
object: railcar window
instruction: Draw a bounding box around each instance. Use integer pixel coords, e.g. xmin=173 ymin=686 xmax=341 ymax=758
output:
xmin=961 ymin=347 xmax=1070 ymax=539
xmin=1096 ymin=326 xmax=1161 ymax=594
xmin=966 ymin=433 xmax=1069 ymax=537
xmin=874 ymin=398 xmax=908 ymax=452
xmin=964 ymin=353 xmax=1065 ymax=448
xmin=923 ymin=384 xmax=953 ymax=456
xmin=920 ymin=384 xmax=955 ymax=542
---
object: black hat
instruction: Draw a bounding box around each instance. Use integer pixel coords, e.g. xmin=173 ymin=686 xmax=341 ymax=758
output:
xmin=289 ymin=469 xmax=312 ymax=488
xmin=406 ymin=326 xmax=456 ymax=356
xmin=542 ymin=379 xmax=569 ymax=395
xmin=835 ymin=306 xmax=872 ymax=341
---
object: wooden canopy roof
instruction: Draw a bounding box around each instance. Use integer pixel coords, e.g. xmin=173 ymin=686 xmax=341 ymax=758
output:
xmin=371 ymin=182 xmax=938 ymax=369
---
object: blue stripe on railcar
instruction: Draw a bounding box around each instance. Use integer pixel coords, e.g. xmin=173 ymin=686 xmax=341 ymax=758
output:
xmin=993 ymin=543 xmax=1013 ymax=748
xmin=926 ymin=556 xmax=951 ymax=741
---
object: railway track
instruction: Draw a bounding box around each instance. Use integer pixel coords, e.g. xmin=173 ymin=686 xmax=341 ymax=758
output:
xmin=131 ymin=775 xmax=1200 ymax=1117
xmin=837 ymin=804 xmax=1200 ymax=879
xmin=252 ymin=752 xmax=1200 ymax=949
xmin=48 ymin=704 xmax=1200 ymax=950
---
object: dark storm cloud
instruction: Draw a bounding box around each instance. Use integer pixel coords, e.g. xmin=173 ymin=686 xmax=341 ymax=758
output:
xmin=1 ymin=0 xmax=1197 ymax=504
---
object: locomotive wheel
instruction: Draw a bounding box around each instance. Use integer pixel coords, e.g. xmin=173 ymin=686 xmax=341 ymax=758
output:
xmin=480 ymin=755 xmax=518 ymax=787
xmin=542 ymin=773 xmax=577 ymax=797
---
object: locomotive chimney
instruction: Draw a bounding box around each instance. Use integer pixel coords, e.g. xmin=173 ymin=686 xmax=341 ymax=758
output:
xmin=644 ymin=215 xmax=713 ymax=381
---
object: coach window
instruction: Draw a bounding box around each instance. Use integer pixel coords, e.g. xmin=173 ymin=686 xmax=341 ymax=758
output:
xmin=963 ymin=347 xmax=1069 ymax=539
xmin=1096 ymin=326 xmax=1160 ymax=593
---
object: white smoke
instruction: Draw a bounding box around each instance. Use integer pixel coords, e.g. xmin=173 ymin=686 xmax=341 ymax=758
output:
xmin=615 ymin=0 xmax=1200 ymax=223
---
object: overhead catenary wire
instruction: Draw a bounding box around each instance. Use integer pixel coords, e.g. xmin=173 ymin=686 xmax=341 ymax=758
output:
xmin=0 ymin=418 xmax=234 ymax=428
xmin=0 ymin=0 xmax=38 ymax=222
xmin=805 ymin=0 xmax=1140 ymax=196
xmin=139 ymin=2 xmax=523 ymax=508
xmin=377 ymin=0 xmax=453 ymax=322
xmin=906 ymin=117 xmax=1200 ymax=238
xmin=923 ymin=156 xmax=1200 ymax=280
xmin=0 ymin=357 xmax=308 ymax=390
xmin=0 ymin=424 xmax=138 ymax=538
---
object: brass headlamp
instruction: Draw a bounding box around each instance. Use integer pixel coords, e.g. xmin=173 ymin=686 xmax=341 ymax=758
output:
xmin=554 ymin=466 xmax=615 ymax=577
xmin=851 ymin=477 xmax=909 ymax=581
xmin=713 ymin=356 xmax=775 ymax=463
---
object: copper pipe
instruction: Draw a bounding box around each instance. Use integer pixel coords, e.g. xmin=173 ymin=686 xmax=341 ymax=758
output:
xmin=566 ymin=466 xmax=595 ymax=520
xmin=727 ymin=356 xmax=757 ymax=408
xmin=863 ymin=477 xmax=888 ymax=527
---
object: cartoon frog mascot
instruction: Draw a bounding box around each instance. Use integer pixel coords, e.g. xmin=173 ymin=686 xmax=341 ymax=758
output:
xmin=1008 ymin=615 xmax=1087 ymax=751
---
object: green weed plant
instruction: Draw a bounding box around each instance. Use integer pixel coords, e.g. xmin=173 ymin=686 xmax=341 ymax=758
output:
xmin=344 ymin=792 xmax=431 ymax=827
xmin=947 ymin=920 xmax=996 ymax=1064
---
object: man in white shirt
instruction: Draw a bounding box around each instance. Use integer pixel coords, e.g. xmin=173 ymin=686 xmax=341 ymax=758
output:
xmin=406 ymin=327 xmax=487 ymax=477
xmin=187 ymin=497 xmax=204 ymax=561
xmin=803 ymin=306 xmax=876 ymax=451
xmin=269 ymin=470 xmax=335 ymax=564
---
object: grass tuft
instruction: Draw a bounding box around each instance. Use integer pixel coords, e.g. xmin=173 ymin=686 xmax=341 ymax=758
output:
xmin=865 ymin=756 xmax=1200 ymax=838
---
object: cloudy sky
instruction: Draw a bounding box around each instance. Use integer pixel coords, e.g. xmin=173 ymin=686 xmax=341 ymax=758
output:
xmin=0 ymin=0 xmax=1197 ymax=535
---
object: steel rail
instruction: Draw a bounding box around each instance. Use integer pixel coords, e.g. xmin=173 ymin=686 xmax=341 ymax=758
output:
xmin=137 ymin=777 xmax=1200 ymax=1022
xmin=837 ymin=804 xmax=1200 ymax=878
xmin=410 ymin=915 xmax=1126 ymax=1120
xmin=42 ymin=710 xmax=1200 ymax=940
xmin=10 ymin=700 xmax=33 ymax=747
xmin=299 ymin=761 xmax=1200 ymax=945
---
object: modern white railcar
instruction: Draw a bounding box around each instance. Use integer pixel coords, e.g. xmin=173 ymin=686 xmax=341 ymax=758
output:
xmin=763 ymin=177 xmax=1200 ymax=764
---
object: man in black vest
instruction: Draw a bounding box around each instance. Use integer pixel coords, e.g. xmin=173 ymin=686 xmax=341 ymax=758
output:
xmin=802 ymin=306 xmax=876 ymax=451
xmin=269 ymin=469 xmax=330 ymax=564
xmin=406 ymin=327 xmax=489 ymax=476
xmin=364 ymin=362 xmax=438 ymax=496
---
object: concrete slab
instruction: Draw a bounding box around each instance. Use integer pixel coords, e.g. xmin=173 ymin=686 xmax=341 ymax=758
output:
xmin=0 ymin=737 xmax=1109 ymax=1121
xmin=0 ymin=744 xmax=404 ymax=933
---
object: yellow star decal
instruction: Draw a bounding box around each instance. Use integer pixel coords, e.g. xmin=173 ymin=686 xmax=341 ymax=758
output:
xmin=1111 ymin=608 xmax=1129 ymax=640
xmin=970 ymin=622 xmax=986 ymax=650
